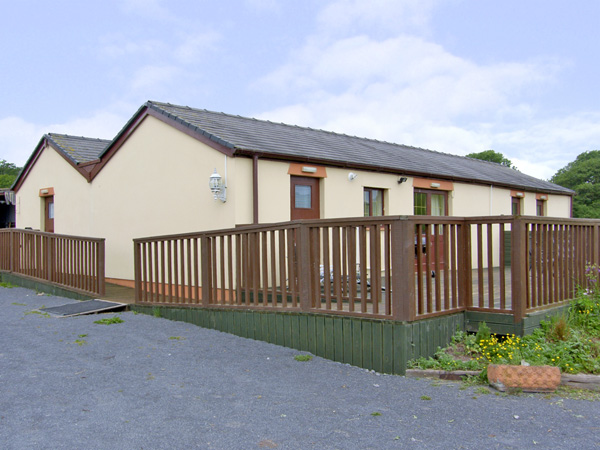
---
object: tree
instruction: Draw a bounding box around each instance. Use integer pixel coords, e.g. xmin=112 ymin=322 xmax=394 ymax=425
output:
xmin=466 ymin=150 xmax=515 ymax=168
xmin=0 ymin=160 xmax=21 ymax=189
xmin=550 ymin=150 xmax=600 ymax=218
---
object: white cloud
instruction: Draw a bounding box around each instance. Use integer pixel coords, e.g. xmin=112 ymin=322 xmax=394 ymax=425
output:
xmin=0 ymin=104 xmax=134 ymax=167
xmin=99 ymin=34 xmax=166 ymax=59
xmin=130 ymin=65 xmax=181 ymax=92
xmin=243 ymin=0 xmax=281 ymax=11
xmin=255 ymin=1 xmax=579 ymax=181
xmin=317 ymin=0 xmax=438 ymax=36
xmin=118 ymin=0 xmax=175 ymax=21
xmin=174 ymin=32 xmax=221 ymax=64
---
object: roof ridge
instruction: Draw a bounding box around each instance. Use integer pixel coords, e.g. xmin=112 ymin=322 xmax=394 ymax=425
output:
xmin=47 ymin=132 xmax=111 ymax=142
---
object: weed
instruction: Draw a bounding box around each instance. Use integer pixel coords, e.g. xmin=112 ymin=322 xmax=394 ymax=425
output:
xmin=475 ymin=321 xmax=491 ymax=344
xmin=11 ymin=302 xmax=26 ymax=306
xmin=78 ymin=334 xmax=88 ymax=338
xmin=152 ymin=307 xmax=161 ymax=318
xmin=371 ymin=412 xmax=382 ymax=416
xmin=294 ymin=354 xmax=313 ymax=362
xmin=408 ymin=282 xmax=600 ymax=377
xmin=74 ymin=339 xmax=87 ymax=346
xmin=94 ymin=316 xmax=124 ymax=325
xmin=474 ymin=387 xmax=490 ymax=395
xmin=420 ymin=395 xmax=431 ymax=401
xmin=169 ymin=336 xmax=183 ymax=340
xmin=546 ymin=315 xmax=570 ymax=342
xmin=0 ymin=281 xmax=16 ymax=288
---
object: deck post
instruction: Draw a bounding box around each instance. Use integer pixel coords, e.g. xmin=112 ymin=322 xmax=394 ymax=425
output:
xmin=201 ymin=236 xmax=210 ymax=307
xmin=9 ymin=229 xmax=15 ymax=272
xmin=458 ymin=220 xmax=472 ymax=310
xmin=298 ymin=223 xmax=311 ymax=312
xmin=593 ymin=224 xmax=600 ymax=266
xmin=133 ymin=241 xmax=142 ymax=303
xmin=391 ymin=217 xmax=415 ymax=321
xmin=97 ymin=239 xmax=106 ymax=297
xmin=511 ymin=217 xmax=527 ymax=323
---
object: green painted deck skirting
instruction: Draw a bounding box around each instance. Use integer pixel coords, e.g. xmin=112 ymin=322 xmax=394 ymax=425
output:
xmin=0 ymin=271 xmax=95 ymax=301
xmin=131 ymin=304 xmax=464 ymax=375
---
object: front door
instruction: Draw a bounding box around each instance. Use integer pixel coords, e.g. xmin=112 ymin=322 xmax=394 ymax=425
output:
xmin=44 ymin=196 xmax=54 ymax=233
xmin=291 ymin=176 xmax=320 ymax=220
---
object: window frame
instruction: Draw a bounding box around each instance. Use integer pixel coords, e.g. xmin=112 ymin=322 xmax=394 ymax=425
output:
xmin=363 ymin=187 xmax=385 ymax=217
xmin=536 ymin=199 xmax=545 ymax=217
xmin=512 ymin=196 xmax=522 ymax=215
xmin=413 ymin=188 xmax=448 ymax=216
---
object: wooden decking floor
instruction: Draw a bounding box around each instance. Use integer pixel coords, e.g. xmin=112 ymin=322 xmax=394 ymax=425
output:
xmin=100 ymin=283 xmax=136 ymax=304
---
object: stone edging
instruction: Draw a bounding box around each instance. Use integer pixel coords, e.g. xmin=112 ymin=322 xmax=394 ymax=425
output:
xmin=405 ymin=369 xmax=600 ymax=391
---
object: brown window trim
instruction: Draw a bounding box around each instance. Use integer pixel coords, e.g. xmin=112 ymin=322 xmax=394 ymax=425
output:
xmin=364 ymin=187 xmax=385 ymax=216
xmin=39 ymin=187 xmax=55 ymax=197
xmin=414 ymin=188 xmax=448 ymax=216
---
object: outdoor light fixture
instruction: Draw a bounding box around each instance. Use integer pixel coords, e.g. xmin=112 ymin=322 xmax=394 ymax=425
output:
xmin=302 ymin=166 xmax=317 ymax=173
xmin=209 ymin=168 xmax=227 ymax=202
xmin=430 ymin=182 xmax=441 ymax=188
xmin=516 ymin=192 xmax=524 ymax=197
xmin=348 ymin=172 xmax=357 ymax=181
xmin=397 ymin=176 xmax=408 ymax=184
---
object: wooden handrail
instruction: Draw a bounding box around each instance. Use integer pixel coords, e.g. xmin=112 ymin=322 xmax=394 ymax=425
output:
xmin=132 ymin=215 xmax=600 ymax=323
xmin=0 ymin=229 xmax=105 ymax=296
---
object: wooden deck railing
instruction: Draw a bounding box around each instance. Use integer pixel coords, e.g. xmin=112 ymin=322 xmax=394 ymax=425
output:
xmin=133 ymin=216 xmax=600 ymax=323
xmin=0 ymin=229 xmax=105 ymax=296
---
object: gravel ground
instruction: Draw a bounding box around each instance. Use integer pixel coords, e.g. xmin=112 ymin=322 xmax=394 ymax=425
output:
xmin=0 ymin=286 xmax=598 ymax=450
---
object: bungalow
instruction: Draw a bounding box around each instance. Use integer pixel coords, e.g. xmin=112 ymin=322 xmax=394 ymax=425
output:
xmin=12 ymin=101 xmax=574 ymax=286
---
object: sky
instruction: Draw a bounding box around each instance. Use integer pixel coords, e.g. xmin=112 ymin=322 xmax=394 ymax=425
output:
xmin=1 ymin=0 xmax=600 ymax=181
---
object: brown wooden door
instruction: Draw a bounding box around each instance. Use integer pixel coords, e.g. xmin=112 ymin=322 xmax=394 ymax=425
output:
xmin=44 ymin=196 xmax=54 ymax=233
xmin=291 ymin=176 xmax=320 ymax=220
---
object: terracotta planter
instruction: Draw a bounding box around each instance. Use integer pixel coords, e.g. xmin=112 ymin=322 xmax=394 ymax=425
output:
xmin=487 ymin=364 xmax=561 ymax=393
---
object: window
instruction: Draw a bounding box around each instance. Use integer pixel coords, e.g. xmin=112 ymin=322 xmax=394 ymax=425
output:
xmin=536 ymin=199 xmax=545 ymax=216
xmin=512 ymin=197 xmax=521 ymax=215
xmin=414 ymin=189 xmax=447 ymax=216
xmin=364 ymin=188 xmax=384 ymax=216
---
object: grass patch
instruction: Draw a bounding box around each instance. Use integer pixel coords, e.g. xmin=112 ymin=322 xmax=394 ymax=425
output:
xmin=94 ymin=316 xmax=124 ymax=325
xmin=0 ymin=281 xmax=17 ymax=288
xmin=25 ymin=309 xmax=50 ymax=318
xmin=294 ymin=354 xmax=313 ymax=362
xmin=11 ymin=302 xmax=26 ymax=306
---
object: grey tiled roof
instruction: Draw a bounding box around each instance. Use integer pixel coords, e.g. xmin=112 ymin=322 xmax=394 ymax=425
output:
xmin=47 ymin=133 xmax=110 ymax=164
xmin=146 ymin=101 xmax=573 ymax=195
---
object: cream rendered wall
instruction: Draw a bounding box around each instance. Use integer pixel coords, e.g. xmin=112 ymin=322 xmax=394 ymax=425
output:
xmin=15 ymin=144 xmax=92 ymax=234
xmin=257 ymin=159 xmax=291 ymax=223
xmin=234 ymin=157 xmax=254 ymax=225
xmin=255 ymin=162 xmax=415 ymax=223
xmin=546 ymin=194 xmax=571 ymax=217
xmin=89 ymin=116 xmax=240 ymax=280
xmin=451 ymin=184 xmax=514 ymax=216
xmin=323 ymin=168 xmax=413 ymax=218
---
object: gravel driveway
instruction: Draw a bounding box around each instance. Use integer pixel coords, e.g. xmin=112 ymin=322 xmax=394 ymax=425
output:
xmin=0 ymin=286 xmax=598 ymax=450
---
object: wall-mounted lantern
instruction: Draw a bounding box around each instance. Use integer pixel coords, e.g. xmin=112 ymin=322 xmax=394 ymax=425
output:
xmin=397 ymin=176 xmax=408 ymax=184
xmin=209 ymin=168 xmax=227 ymax=202
xmin=348 ymin=172 xmax=357 ymax=181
